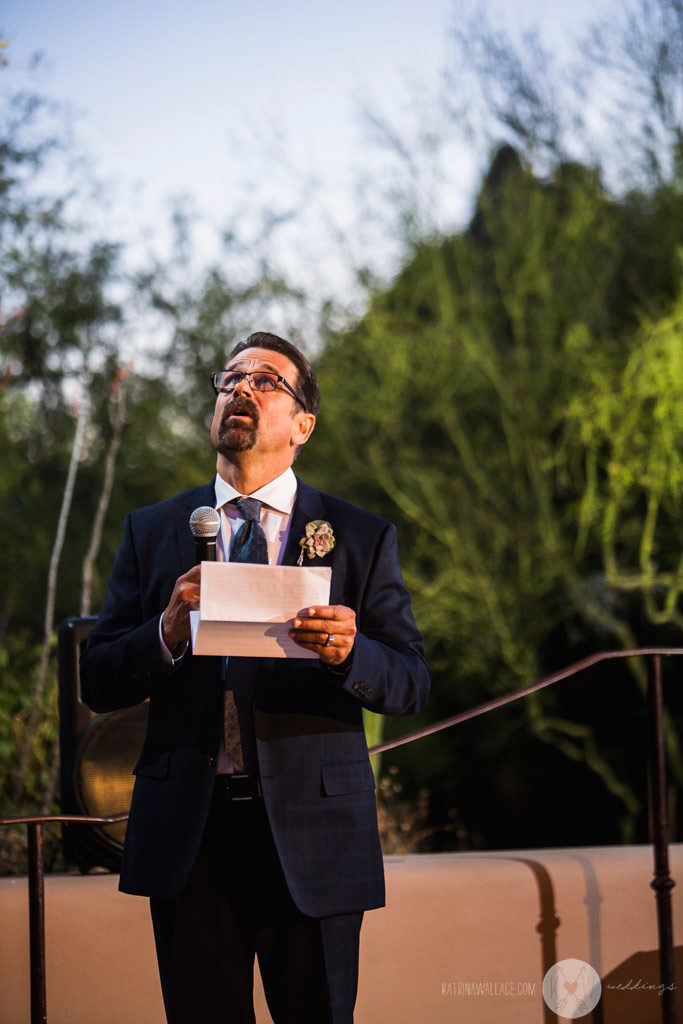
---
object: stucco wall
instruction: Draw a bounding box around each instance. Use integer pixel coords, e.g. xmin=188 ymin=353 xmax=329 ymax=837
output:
xmin=1 ymin=845 xmax=681 ymax=1023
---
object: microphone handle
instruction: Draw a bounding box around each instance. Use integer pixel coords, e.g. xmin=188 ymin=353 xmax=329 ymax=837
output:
xmin=194 ymin=536 xmax=217 ymax=562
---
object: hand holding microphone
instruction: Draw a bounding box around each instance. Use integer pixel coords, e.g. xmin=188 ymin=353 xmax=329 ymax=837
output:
xmin=161 ymin=507 xmax=221 ymax=649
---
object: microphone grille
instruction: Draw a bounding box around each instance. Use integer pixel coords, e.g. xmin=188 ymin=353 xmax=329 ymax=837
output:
xmin=189 ymin=506 xmax=221 ymax=538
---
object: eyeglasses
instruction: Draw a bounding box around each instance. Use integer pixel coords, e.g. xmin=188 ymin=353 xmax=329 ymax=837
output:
xmin=210 ymin=369 xmax=306 ymax=409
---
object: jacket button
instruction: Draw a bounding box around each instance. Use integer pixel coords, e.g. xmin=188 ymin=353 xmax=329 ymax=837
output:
xmin=206 ymin=754 xmax=216 ymax=767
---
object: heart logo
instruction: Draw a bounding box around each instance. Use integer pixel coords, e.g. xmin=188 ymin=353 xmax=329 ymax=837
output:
xmin=544 ymin=959 xmax=601 ymax=1016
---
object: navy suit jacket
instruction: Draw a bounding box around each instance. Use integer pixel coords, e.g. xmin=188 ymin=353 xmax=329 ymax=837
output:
xmin=80 ymin=478 xmax=430 ymax=916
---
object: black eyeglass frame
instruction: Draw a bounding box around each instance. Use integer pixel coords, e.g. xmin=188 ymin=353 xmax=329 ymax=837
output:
xmin=210 ymin=369 xmax=307 ymax=410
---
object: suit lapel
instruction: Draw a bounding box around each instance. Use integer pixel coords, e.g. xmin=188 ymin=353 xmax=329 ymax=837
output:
xmin=283 ymin=479 xmax=341 ymax=604
xmin=282 ymin=480 xmax=325 ymax=566
xmin=179 ymin=479 xmax=321 ymax=570
xmin=180 ymin=478 xmax=340 ymax=589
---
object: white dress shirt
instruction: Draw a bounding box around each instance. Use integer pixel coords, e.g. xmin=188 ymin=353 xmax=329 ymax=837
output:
xmin=159 ymin=468 xmax=299 ymax=771
xmin=214 ymin=466 xmax=297 ymax=565
xmin=214 ymin=467 xmax=298 ymax=772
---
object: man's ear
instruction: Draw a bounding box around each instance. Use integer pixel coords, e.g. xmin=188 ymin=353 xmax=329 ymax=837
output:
xmin=291 ymin=412 xmax=316 ymax=447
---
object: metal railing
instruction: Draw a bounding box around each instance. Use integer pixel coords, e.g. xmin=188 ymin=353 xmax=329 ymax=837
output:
xmin=2 ymin=812 xmax=129 ymax=1024
xmin=2 ymin=646 xmax=681 ymax=1024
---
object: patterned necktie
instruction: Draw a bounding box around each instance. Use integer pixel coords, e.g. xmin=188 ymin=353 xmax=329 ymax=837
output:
xmin=229 ymin=497 xmax=268 ymax=564
xmin=223 ymin=497 xmax=268 ymax=774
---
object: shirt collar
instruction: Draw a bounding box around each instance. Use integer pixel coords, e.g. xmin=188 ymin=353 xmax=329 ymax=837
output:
xmin=214 ymin=466 xmax=297 ymax=515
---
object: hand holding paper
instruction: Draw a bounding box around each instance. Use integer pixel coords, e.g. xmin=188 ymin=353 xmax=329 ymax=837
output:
xmin=289 ymin=605 xmax=357 ymax=667
xmin=191 ymin=562 xmax=332 ymax=658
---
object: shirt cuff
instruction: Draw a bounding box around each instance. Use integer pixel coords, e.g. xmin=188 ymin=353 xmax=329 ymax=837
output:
xmin=158 ymin=613 xmax=188 ymax=665
xmin=322 ymin=647 xmax=355 ymax=678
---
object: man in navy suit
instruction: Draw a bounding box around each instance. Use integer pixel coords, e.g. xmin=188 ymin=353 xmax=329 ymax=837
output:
xmin=81 ymin=332 xmax=430 ymax=1024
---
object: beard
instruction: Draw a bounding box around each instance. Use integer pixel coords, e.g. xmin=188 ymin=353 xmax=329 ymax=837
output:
xmin=214 ymin=397 xmax=260 ymax=454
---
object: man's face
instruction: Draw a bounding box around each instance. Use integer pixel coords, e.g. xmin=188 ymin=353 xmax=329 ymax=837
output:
xmin=210 ymin=347 xmax=313 ymax=463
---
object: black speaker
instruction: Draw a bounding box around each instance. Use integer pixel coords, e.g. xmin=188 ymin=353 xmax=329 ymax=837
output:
xmin=57 ymin=617 xmax=149 ymax=873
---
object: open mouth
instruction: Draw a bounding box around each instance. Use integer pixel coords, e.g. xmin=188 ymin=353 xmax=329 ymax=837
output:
xmin=225 ymin=400 xmax=257 ymax=423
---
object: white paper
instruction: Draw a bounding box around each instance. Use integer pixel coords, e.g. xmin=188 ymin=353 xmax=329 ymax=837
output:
xmin=190 ymin=561 xmax=332 ymax=658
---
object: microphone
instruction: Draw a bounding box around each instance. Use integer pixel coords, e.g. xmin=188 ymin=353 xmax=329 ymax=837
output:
xmin=189 ymin=506 xmax=221 ymax=563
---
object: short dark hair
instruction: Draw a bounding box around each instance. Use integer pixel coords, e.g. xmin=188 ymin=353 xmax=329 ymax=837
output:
xmin=228 ymin=331 xmax=320 ymax=416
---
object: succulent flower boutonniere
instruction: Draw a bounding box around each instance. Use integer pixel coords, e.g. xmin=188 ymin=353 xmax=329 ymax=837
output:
xmin=297 ymin=520 xmax=336 ymax=565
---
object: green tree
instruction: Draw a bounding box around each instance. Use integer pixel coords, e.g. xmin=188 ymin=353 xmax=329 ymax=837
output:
xmin=299 ymin=144 xmax=683 ymax=847
xmin=0 ymin=93 xmax=314 ymax=857
xmin=291 ymin=0 xmax=683 ymax=849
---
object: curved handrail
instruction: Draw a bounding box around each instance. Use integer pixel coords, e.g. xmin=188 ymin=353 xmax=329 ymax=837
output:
xmin=0 ymin=812 xmax=129 ymax=827
xmin=1 ymin=646 xmax=682 ymax=828
xmin=3 ymin=646 xmax=682 ymax=831
xmin=369 ymin=645 xmax=683 ymax=755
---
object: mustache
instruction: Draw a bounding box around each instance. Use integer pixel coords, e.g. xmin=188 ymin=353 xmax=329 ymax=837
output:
xmin=222 ymin=396 xmax=260 ymax=423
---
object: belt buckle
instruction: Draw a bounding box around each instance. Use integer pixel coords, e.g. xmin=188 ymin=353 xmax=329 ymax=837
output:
xmin=224 ymin=773 xmax=261 ymax=801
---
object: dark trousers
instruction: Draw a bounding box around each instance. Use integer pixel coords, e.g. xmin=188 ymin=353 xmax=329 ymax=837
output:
xmin=150 ymin=779 xmax=363 ymax=1024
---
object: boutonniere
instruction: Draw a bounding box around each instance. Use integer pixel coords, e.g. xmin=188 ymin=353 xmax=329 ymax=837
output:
xmin=297 ymin=520 xmax=336 ymax=565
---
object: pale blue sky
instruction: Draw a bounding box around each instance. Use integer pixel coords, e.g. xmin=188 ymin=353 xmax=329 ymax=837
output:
xmin=3 ymin=1 xmax=455 ymax=214
xmin=1 ymin=0 xmax=614 ymax=311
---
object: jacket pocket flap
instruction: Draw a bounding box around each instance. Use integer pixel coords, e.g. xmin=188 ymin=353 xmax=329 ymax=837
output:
xmin=321 ymin=760 xmax=375 ymax=796
xmin=133 ymin=752 xmax=170 ymax=779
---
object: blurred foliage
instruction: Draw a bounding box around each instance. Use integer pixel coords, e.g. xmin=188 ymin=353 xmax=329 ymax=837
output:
xmin=300 ymin=148 xmax=683 ymax=847
xmin=0 ymin=632 xmax=65 ymax=873
xmin=377 ymin=765 xmax=460 ymax=855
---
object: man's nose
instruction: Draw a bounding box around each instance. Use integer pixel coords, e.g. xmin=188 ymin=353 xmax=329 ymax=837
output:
xmin=233 ymin=374 xmax=255 ymax=398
